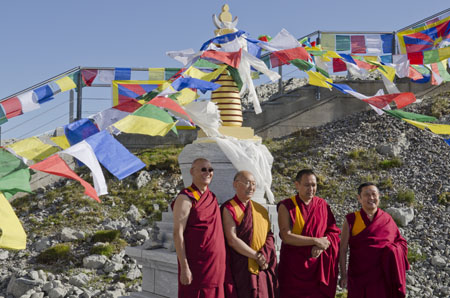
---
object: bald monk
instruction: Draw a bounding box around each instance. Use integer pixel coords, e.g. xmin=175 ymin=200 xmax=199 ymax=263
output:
xmin=339 ymin=182 xmax=409 ymax=298
xmin=172 ymin=158 xmax=226 ymax=298
xmin=222 ymin=171 xmax=279 ymax=298
xmin=277 ymin=169 xmax=341 ymax=298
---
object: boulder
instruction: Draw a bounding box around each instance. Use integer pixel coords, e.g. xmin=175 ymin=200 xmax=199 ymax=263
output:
xmin=83 ymin=255 xmax=108 ymax=269
xmin=386 ymin=207 xmax=414 ymax=227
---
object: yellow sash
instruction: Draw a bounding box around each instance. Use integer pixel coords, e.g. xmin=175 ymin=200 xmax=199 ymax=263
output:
xmin=291 ymin=195 xmax=305 ymax=235
xmin=187 ymin=186 xmax=201 ymax=201
xmin=249 ymin=201 xmax=270 ymax=275
xmin=351 ymin=211 xmax=366 ymax=236
xmin=229 ymin=199 xmax=245 ymax=225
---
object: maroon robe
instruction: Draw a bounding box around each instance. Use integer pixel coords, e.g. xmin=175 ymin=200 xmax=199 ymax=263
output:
xmin=222 ymin=196 xmax=279 ymax=298
xmin=277 ymin=195 xmax=340 ymax=298
xmin=346 ymin=209 xmax=409 ymax=298
xmin=171 ymin=184 xmax=226 ymax=298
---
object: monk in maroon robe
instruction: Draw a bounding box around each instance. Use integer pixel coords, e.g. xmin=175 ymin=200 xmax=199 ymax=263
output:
xmin=339 ymin=182 xmax=409 ymax=298
xmin=172 ymin=158 xmax=226 ymax=298
xmin=222 ymin=171 xmax=279 ymax=298
xmin=277 ymin=169 xmax=340 ymax=298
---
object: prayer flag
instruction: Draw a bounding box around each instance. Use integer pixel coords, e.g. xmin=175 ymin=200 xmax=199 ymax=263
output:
xmin=148 ymin=68 xmax=165 ymax=80
xmin=114 ymin=68 xmax=131 ymax=80
xmin=351 ymin=35 xmax=366 ymax=54
xmin=166 ymin=48 xmax=199 ymax=66
xmin=112 ymin=80 xmax=162 ymax=106
xmin=200 ymin=30 xmax=246 ymax=51
xmin=0 ymin=105 xmax=7 ymax=125
xmin=98 ymin=70 xmax=115 ymax=83
xmin=408 ymin=66 xmax=424 ymax=80
xmin=333 ymin=58 xmax=347 ymax=72
xmin=149 ymin=97 xmax=192 ymax=122
xmin=85 ymin=130 xmax=145 ymax=180
xmin=340 ymin=54 xmax=356 ymax=64
xmin=407 ymin=51 xmax=424 ymax=65
xmin=170 ymin=88 xmax=199 ymax=106
xmin=384 ymin=110 xmax=437 ymax=122
xmin=366 ymin=35 xmax=383 ymax=55
xmin=321 ymin=34 xmax=335 ymax=51
xmin=272 ymin=47 xmax=309 ymax=65
xmin=423 ymin=49 xmax=440 ymax=64
xmin=81 ymin=69 xmax=98 ymax=86
xmin=193 ymin=58 xmax=221 ymax=69
xmin=397 ymin=16 xmax=450 ymax=53
xmin=1 ymin=97 xmax=22 ymax=119
xmin=62 ymin=140 xmax=108 ymax=196
xmin=112 ymin=104 xmax=177 ymax=136
xmin=381 ymin=34 xmax=394 ymax=53
xmin=64 ymin=118 xmax=100 ymax=146
xmin=445 ymin=139 xmax=450 ymax=147
xmin=436 ymin=60 xmax=450 ymax=81
xmin=402 ymin=119 xmax=450 ymax=134
xmin=336 ymin=35 xmax=350 ymax=51
xmin=362 ymin=92 xmax=415 ymax=109
xmin=0 ymin=192 xmax=27 ymax=250
xmin=0 ymin=148 xmax=31 ymax=199
xmin=306 ymin=71 xmax=332 ymax=89
xmin=380 ymin=55 xmax=393 ymax=64
xmin=165 ymin=68 xmax=183 ymax=81
xmin=33 ymin=85 xmax=54 ymax=103
xmin=392 ymin=55 xmax=410 ymax=78
xmin=291 ymin=59 xmax=314 ymax=71
xmin=51 ymin=135 xmax=71 ymax=150
xmin=171 ymin=78 xmax=221 ymax=93
xmin=184 ymin=101 xmax=221 ymax=137
xmin=55 ymin=76 xmax=76 ymax=92
xmin=183 ymin=64 xmax=227 ymax=82
xmin=6 ymin=137 xmax=59 ymax=162
xmin=269 ymin=53 xmax=285 ymax=68
xmin=201 ymin=49 xmax=242 ymax=69
xmin=257 ymin=28 xmax=300 ymax=52
xmin=30 ymin=154 xmax=100 ymax=202
xmin=17 ymin=91 xmax=40 ymax=113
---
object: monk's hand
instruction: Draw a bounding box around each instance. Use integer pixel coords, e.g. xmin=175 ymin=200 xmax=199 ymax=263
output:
xmin=311 ymin=246 xmax=324 ymax=258
xmin=314 ymin=236 xmax=330 ymax=250
xmin=256 ymin=251 xmax=267 ymax=269
xmin=339 ymin=275 xmax=348 ymax=289
xmin=180 ymin=266 xmax=193 ymax=285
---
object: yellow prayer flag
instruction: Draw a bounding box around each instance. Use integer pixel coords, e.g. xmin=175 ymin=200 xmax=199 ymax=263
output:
xmin=305 ymin=46 xmax=322 ymax=52
xmin=325 ymin=51 xmax=342 ymax=59
xmin=55 ymin=76 xmax=76 ymax=92
xmin=438 ymin=47 xmax=450 ymax=61
xmin=50 ymin=135 xmax=70 ymax=150
xmin=306 ymin=71 xmax=333 ymax=89
xmin=321 ymin=34 xmax=335 ymax=51
xmin=403 ymin=119 xmax=450 ymax=135
xmin=377 ymin=64 xmax=396 ymax=82
xmin=113 ymin=115 xmax=177 ymax=136
xmin=148 ymin=68 xmax=165 ymax=81
xmin=174 ymin=88 xmax=199 ymax=106
xmin=7 ymin=137 xmax=59 ymax=162
xmin=364 ymin=56 xmax=379 ymax=62
xmin=0 ymin=192 xmax=27 ymax=250
xmin=184 ymin=65 xmax=227 ymax=82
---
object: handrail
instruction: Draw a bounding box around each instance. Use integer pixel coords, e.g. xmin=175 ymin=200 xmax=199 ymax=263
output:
xmin=397 ymin=8 xmax=450 ymax=32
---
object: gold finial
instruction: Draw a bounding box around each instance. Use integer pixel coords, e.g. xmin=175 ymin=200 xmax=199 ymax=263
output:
xmin=219 ymin=4 xmax=232 ymax=23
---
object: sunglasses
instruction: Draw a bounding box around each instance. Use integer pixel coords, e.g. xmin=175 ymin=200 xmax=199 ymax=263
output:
xmin=201 ymin=167 xmax=214 ymax=173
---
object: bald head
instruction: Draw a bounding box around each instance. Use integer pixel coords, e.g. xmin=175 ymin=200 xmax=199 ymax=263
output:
xmin=191 ymin=158 xmax=210 ymax=168
xmin=234 ymin=170 xmax=254 ymax=181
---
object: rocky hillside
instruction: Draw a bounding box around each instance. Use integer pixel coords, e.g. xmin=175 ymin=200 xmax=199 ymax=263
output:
xmin=0 ymin=90 xmax=449 ymax=298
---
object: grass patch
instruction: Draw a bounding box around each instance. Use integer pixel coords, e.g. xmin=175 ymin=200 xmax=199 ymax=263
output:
xmin=90 ymin=244 xmax=115 ymax=257
xmin=437 ymin=192 xmax=449 ymax=206
xmin=37 ymin=244 xmax=72 ymax=265
xmin=345 ymin=148 xmax=380 ymax=172
xmin=396 ymin=188 xmax=415 ymax=206
xmin=378 ymin=157 xmax=402 ymax=169
xmin=92 ymin=230 xmax=120 ymax=243
xmin=138 ymin=146 xmax=183 ymax=172
xmin=430 ymin=94 xmax=450 ymax=118
xmin=407 ymin=244 xmax=426 ymax=264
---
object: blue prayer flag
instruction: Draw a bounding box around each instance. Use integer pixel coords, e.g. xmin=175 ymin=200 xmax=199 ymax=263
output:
xmin=340 ymin=54 xmax=356 ymax=65
xmin=381 ymin=34 xmax=393 ymax=54
xmin=380 ymin=55 xmax=393 ymax=64
xmin=445 ymin=139 xmax=450 ymax=147
xmin=411 ymin=75 xmax=431 ymax=84
xmin=328 ymin=83 xmax=355 ymax=94
xmin=85 ymin=131 xmax=145 ymax=180
xmin=64 ymin=118 xmax=100 ymax=146
xmin=200 ymin=30 xmax=246 ymax=51
xmin=115 ymin=68 xmax=131 ymax=80
xmin=33 ymin=85 xmax=54 ymax=103
xmin=171 ymin=78 xmax=221 ymax=93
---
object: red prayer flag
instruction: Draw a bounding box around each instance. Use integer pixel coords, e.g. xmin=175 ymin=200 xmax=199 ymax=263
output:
xmin=351 ymin=35 xmax=366 ymax=54
xmin=201 ymin=49 xmax=242 ymax=69
xmin=408 ymin=66 xmax=424 ymax=80
xmin=333 ymin=58 xmax=347 ymax=72
xmin=81 ymin=69 xmax=98 ymax=86
xmin=30 ymin=154 xmax=101 ymax=202
xmin=354 ymin=59 xmax=377 ymax=70
xmin=1 ymin=97 xmax=22 ymax=119
xmin=269 ymin=53 xmax=286 ymax=68
xmin=113 ymin=99 xmax=142 ymax=113
xmin=272 ymin=47 xmax=310 ymax=64
xmin=393 ymin=92 xmax=416 ymax=109
xmin=148 ymin=96 xmax=192 ymax=122
xmin=407 ymin=52 xmax=424 ymax=65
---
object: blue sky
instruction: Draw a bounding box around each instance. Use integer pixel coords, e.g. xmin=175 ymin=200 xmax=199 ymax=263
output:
xmin=0 ymin=1 xmax=448 ymax=140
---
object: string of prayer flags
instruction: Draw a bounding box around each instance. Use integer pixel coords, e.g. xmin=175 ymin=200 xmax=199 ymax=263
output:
xmin=402 ymin=119 xmax=450 ymax=135
xmin=30 ymin=154 xmax=101 ymax=202
xmin=0 ymin=192 xmax=27 ymax=250
xmin=1 ymin=96 xmax=22 ymax=119
xmin=384 ymin=109 xmax=437 ymax=122
xmin=64 ymin=118 xmax=100 ymax=146
xmin=112 ymin=104 xmax=177 ymax=137
xmin=171 ymin=77 xmax=221 ymax=93
xmin=201 ymin=49 xmax=242 ymax=69
xmin=62 ymin=141 xmax=108 ymax=196
xmin=85 ymin=130 xmax=145 ymax=180
xmin=6 ymin=137 xmax=59 ymax=163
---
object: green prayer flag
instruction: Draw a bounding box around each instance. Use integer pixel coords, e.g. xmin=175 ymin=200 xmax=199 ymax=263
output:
xmin=336 ymin=35 xmax=351 ymax=51
xmin=193 ymin=59 xmax=220 ymax=69
xmin=290 ymin=59 xmax=314 ymax=71
xmin=227 ymin=66 xmax=243 ymax=91
xmin=437 ymin=61 xmax=450 ymax=82
xmin=133 ymin=104 xmax=177 ymax=134
xmin=138 ymin=90 xmax=159 ymax=102
xmin=164 ymin=68 xmax=181 ymax=81
xmin=423 ymin=49 xmax=440 ymax=64
xmin=385 ymin=109 xmax=437 ymax=122
xmin=316 ymin=66 xmax=330 ymax=78
xmin=0 ymin=105 xmax=7 ymax=125
xmin=0 ymin=149 xmax=31 ymax=199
